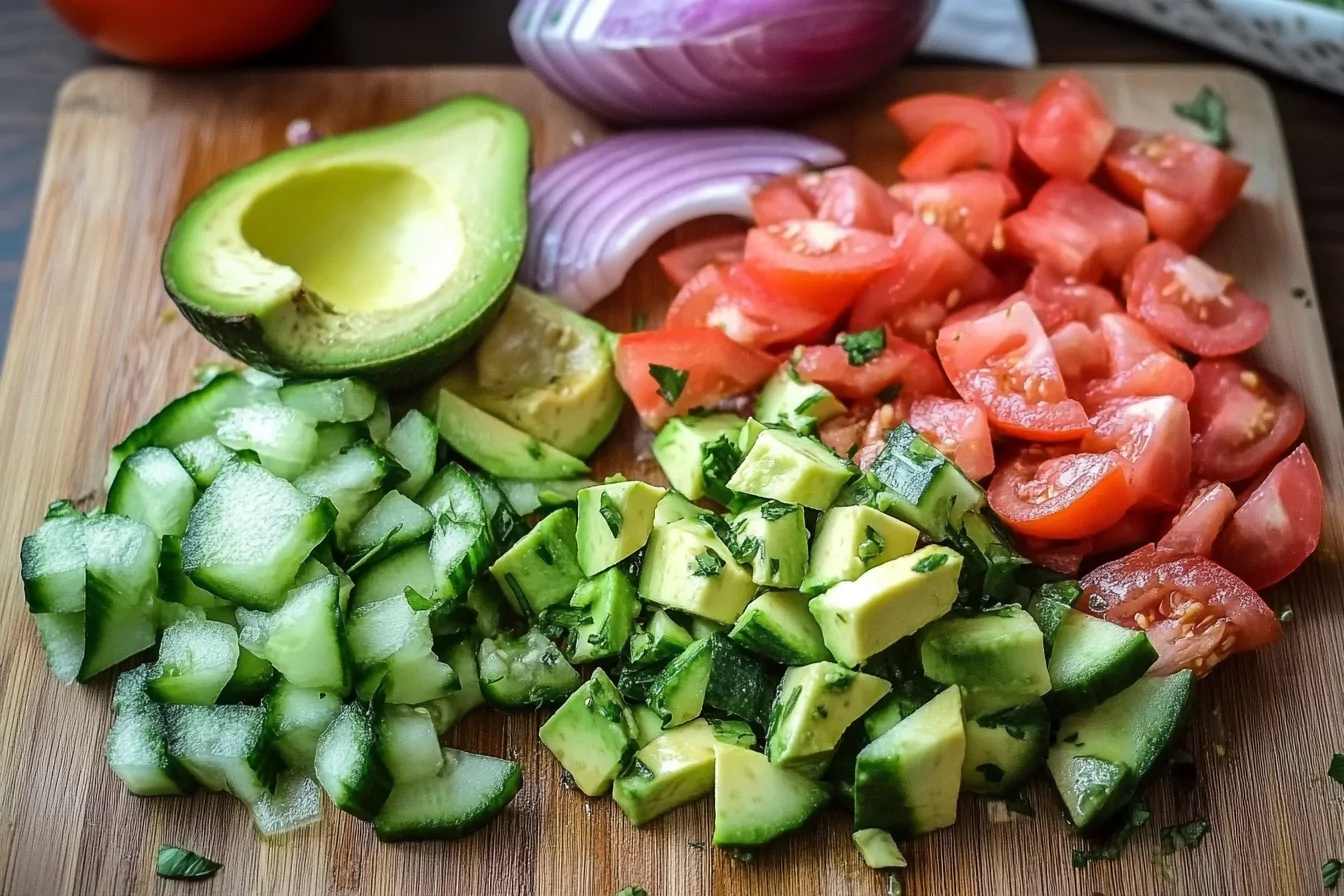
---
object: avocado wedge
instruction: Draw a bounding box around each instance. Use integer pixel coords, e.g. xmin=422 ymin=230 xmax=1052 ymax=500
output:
xmin=435 ymin=286 xmax=623 ymax=458
xmin=162 ymin=96 xmax=529 ymax=387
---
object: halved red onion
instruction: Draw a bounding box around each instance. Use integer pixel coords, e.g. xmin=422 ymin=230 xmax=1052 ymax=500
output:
xmin=522 ymin=129 xmax=844 ymax=311
xmin=510 ymin=0 xmax=937 ymax=124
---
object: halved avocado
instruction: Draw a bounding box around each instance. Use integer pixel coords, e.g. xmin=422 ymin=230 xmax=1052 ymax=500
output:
xmin=435 ymin=286 xmax=623 ymax=458
xmin=162 ymin=96 xmax=529 ymax=387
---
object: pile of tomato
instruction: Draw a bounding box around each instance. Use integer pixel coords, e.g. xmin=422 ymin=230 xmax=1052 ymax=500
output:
xmin=613 ymin=73 xmax=1324 ymax=678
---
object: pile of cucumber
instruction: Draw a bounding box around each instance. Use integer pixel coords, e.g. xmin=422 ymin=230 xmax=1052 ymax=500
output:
xmin=19 ymin=364 xmax=1195 ymax=870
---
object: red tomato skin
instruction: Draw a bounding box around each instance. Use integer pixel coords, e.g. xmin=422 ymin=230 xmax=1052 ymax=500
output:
xmin=1082 ymin=313 xmax=1195 ymax=411
xmin=907 ymin=396 xmax=996 ymax=481
xmin=658 ymin=234 xmax=747 ymax=288
xmin=888 ymin=94 xmax=1015 ymax=172
xmin=794 ymin=337 xmax=949 ymax=401
xmin=1018 ymin=73 xmax=1116 ymax=181
xmin=744 ymin=221 xmax=899 ymax=314
xmin=806 ymin=167 xmax=901 ymax=233
xmin=663 ymin=263 xmax=836 ymax=351
xmin=1081 ymin=396 xmax=1192 ymax=511
xmin=1158 ymin=482 xmax=1238 ymax=558
xmin=1001 ymin=210 xmax=1104 ymax=282
xmin=989 ymin=445 xmax=1136 ymax=540
xmin=614 ymin=329 xmax=775 ymax=430
xmin=1213 ymin=444 xmax=1323 ymax=590
xmin=1028 ymin=179 xmax=1149 ymax=277
xmin=898 ymin=123 xmax=984 ymax=181
xmin=751 ymin=176 xmax=816 ymax=226
xmin=49 ymin=0 xmax=333 ymax=65
xmin=1188 ymin=358 xmax=1306 ymax=483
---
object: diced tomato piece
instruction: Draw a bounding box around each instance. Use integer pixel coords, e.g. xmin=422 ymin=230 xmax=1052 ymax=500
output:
xmin=1213 ymin=444 xmax=1323 ymax=590
xmin=805 ymin=166 xmax=901 ymax=233
xmin=898 ymin=123 xmax=983 ymax=181
xmin=1018 ymin=73 xmax=1115 ymax=181
xmin=614 ymin=328 xmax=775 ymax=430
xmin=744 ymin=221 xmax=898 ymax=315
xmin=888 ymin=170 xmax=1020 ymax=256
xmin=795 ymin=333 xmax=949 ymax=401
xmin=1022 ymin=266 xmax=1123 ymax=331
xmin=1188 ymin=358 xmax=1305 ymax=483
xmin=993 ymin=96 xmax=1031 ymax=135
xmin=1104 ymin=129 xmax=1251 ymax=251
xmin=819 ymin=411 xmax=870 ymax=460
xmin=936 ymin=300 xmax=1091 ymax=441
xmin=1082 ymin=313 xmax=1195 ymax=411
xmin=883 ymin=297 xmax=951 ymax=351
xmin=1001 ymin=209 xmax=1104 ymax=282
xmin=664 ymin=263 xmax=836 ymax=351
xmin=989 ymin=444 xmax=1135 ymax=540
xmin=751 ymin=175 xmax=816 ymax=226
xmin=1125 ymin=240 xmax=1270 ymax=357
xmin=907 ymin=396 xmax=995 ymax=480
xmin=1020 ymin=537 xmax=1091 ymax=577
xmin=1081 ymin=544 xmax=1281 ymax=677
xmin=1050 ymin=321 xmax=1110 ymax=400
xmin=1089 ymin=511 xmax=1163 ymax=556
xmin=1028 ymin=179 xmax=1149 ymax=277
xmin=888 ymin=93 xmax=1014 ymax=173
xmin=1081 ymin=396 xmax=1192 ymax=511
xmin=658 ymin=234 xmax=747 ymax=288
xmin=1158 ymin=482 xmax=1238 ymax=558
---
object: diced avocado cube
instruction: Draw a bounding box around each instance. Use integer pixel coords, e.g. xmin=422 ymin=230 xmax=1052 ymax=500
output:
xmin=728 ymin=590 xmax=831 ymax=666
xmin=853 ymin=828 xmax=908 ymax=869
xmin=919 ymin=607 xmax=1051 ymax=698
xmin=854 ymin=685 xmax=965 ymax=837
xmin=731 ymin=501 xmax=808 ymax=588
xmin=652 ymin=414 xmax=744 ymax=500
xmin=809 ymin=545 xmax=962 ymax=667
xmin=1048 ymin=671 xmax=1194 ymax=831
xmin=802 ymin=505 xmax=920 ymax=594
xmin=653 ymin=490 xmax=704 ymax=527
xmin=726 ymin=429 xmax=852 ymax=510
xmin=613 ymin=717 xmax=756 ymax=826
xmin=1034 ymin=599 xmax=1158 ymax=717
xmin=960 ymin=691 xmax=1049 ymax=795
xmin=755 ymin=366 xmax=845 ymax=435
xmin=539 ymin=668 xmax=640 ymax=796
xmin=647 ymin=636 xmax=777 ymax=730
xmin=567 ymin=567 xmax=641 ymax=663
xmin=630 ymin=704 xmax=665 ymax=748
xmin=737 ymin=417 xmax=767 ymax=455
xmin=576 ymin=480 xmax=666 ymax=576
xmin=489 ymin=507 xmax=584 ymax=619
xmin=766 ymin=663 xmax=891 ymax=777
xmin=638 ymin=518 xmax=756 ymax=624
xmin=712 ymin=743 xmax=829 ymax=848
xmin=628 ymin=609 xmax=695 ymax=667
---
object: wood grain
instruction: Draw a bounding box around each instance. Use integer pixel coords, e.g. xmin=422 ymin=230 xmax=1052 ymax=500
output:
xmin=0 ymin=65 xmax=1341 ymax=896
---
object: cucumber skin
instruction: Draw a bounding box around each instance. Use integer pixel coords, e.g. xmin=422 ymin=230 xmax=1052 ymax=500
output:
xmin=373 ymin=750 xmax=523 ymax=843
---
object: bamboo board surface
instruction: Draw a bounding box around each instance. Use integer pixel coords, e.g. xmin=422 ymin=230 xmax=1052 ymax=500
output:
xmin=0 ymin=64 xmax=1341 ymax=896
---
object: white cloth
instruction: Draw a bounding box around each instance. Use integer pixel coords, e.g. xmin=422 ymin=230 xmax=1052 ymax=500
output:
xmin=916 ymin=0 xmax=1039 ymax=68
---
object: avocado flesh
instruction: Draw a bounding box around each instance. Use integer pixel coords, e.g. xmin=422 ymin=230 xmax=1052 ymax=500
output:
xmin=438 ymin=286 xmax=623 ymax=458
xmin=162 ymin=96 xmax=530 ymax=387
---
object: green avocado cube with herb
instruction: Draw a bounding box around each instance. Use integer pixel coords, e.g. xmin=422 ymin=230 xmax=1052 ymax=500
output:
xmin=638 ymin=518 xmax=756 ymax=624
xmin=726 ymin=428 xmax=852 ymax=511
xmin=652 ymin=414 xmax=745 ymax=501
xmin=576 ymin=480 xmax=666 ymax=576
xmin=802 ymin=505 xmax=920 ymax=595
xmin=489 ymin=506 xmax=584 ymax=619
xmin=960 ymin=691 xmax=1050 ymax=795
xmin=628 ymin=608 xmax=695 ymax=666
xmin=566 ymin=567 xmax=641 ymax=663
xmin=612 ymin=717 xmax=756 ymax=826
xmin=919 ymin=607 xmax=1051 ymax=698
xmin=755 ymin=365 xmax=844 ymax=435
xmin=728 ymin=590 xmax=831 ymax=666
xmin=766 ymin=662 xmax=892 ymax=777
xmin=538 ymin=668 xmax=640 ymax=796
xmin=731 ymin=501 xmax=808 ymax=588
xmin=737 ymin=417 xmax=767 ymax=455
xmin=712 ymin=742 xmax=829 ymax=848
xmin=652 ymin=490 xmax=704 ymax=527
xmin=809 ymin=545 xmax=962 ymax=667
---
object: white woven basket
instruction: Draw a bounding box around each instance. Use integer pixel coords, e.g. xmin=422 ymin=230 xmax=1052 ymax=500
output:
xmin=1067 ymin=0 xmax=1344 ymax=94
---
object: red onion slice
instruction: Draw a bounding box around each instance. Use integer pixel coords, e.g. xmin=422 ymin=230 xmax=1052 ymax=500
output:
xmin=521 ymin=129 xmax=844 ymax=311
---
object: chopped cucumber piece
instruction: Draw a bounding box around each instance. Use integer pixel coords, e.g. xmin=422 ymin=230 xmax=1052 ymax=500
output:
xmin=377 ymin=704 xmax=446 ymax=783
xmin=293 ymin=442 xmax=404 ymax=549
xmin=215 ymin=403 xmax=320 ymax=480
xmin=712 ymin=743 xmax=828 ymax=848
xmin=631 ymin=705 xmax=665 ymax=748
xmin=219 ymin=645 xmax=276 ymax=704
xmin=473 ymin=472 xmax=528 ymax=550
xmin=164 ymin=703 xmax=278 ymax=803
xmin=367 ymin=395 xmax=392 ymax=445
xmin=346 ymin=491 xmax=434 ymax=562
xmin=384 ymin=410 xmax=439 ymax=499
xmin=496 ymin=478 xmax=595 ymax=516
xmin=429 ymin=512 xmax=492 ymax=607
xmin=919 ymin=607 xmax=1051 ymax=698
xmin=418 ymin=462 xmax=488 ymax=527
xmin=315 ymin=702 xmax=393 ymax=821
xmin=345 ymin=594 xmax=458 ymax=704
xmin=729 ymin=590 xmax=831 ymax=666
xmin=147 ymin=618 xmax=240 ymax=705
xmin=105 ymin=665 xmax=195 ymax=796
xmin=539 ymin=668 xmax=639 ymax=796
xmin=868 ymin=423 xmax=984 ymax=540
xmin=647 ymin=636 xmax=777 ymax=730
xmin=1031 ymin=595 xmax=1158 ymax=717
xmin=20 ymin=510 xmax=87 ymax=614
xmin=251 ymin=770 xmax=323 ymax=837
xmin=478 ymin=628 xmax=580 ymax=707
xmin=172 ymin=436 xmax=237 ymax=489
xmin=314 ymin=422 xmax=369 ymax=461
xmin=853 ymin=829 xmax=907 ymax=869
xmin=278 ymin=377 xmax=379 ymax=423
xmin=489 ymin=507 xmax=584 ymax=620
xmin=159 ymin=535 xmax=230 ymax=610
xmin=32 ymin=612 xmax=85 ymax=685
xmin=351 ymin=542 xmax=435 ymax=610
xmin=374 ymin=748 xmax=522 ymax=842
xmin=949 ymin=511 xmax=1027 ymax=606
xmin=567 ymin=567 xmax=641 ymax=663
xmin=81 ymin=514 xmax=161 ymax=681
xmin=265 ymin=679 xmax=345 ymax=774
xmin=628 ymin=609 xmax=694 ymax=667
xmin=236 ymin=575 xmax=349 ymax=693
xmin=419 ymin=639 xmax=484 ymax=735
xmin=106 ymin=447 xmax=198 ymax=538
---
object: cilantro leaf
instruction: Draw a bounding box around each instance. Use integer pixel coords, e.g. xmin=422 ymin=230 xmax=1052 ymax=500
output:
xmin=858 ymin=525 xmax=886 ymax=563
xmin=912 ymin=552 xmax=948 ymax=574
xmin=1159 ymin=818 xmax=1211 ymax=855
xmin=156 ymin=847 xmax=222 ymax=881
xmin=616 ymin=888 xmax=650 ymax=896
xmin=1330 ymin=754 xmax=1344 ymax=787
xmin=1071 ymin=802 xmax=1150 ymax=868
xmin=701 ymin=434 xmax=743 ymax=506
xmin=599 ymin=492 xmax=624 ymax=538
xmin=841 ymin=327 xmax=886 ymax=366
xmin=1173 ymin=86 xmax=1230 ymax=149
xmin=1326 ymin=859 xmax=1342 ymax=890
xmin=690 ymin=548 xmax=725 ymax=577
xmin=769 ymin=557 xmax=781 ymax=578
xmin=649 ymin=364 xmax=689 ymax=406
xmin=758 ymin=500 xmax=797 ymax=521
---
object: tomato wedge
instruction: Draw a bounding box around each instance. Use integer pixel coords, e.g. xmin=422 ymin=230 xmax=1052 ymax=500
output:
xmin=744 ymin=221 xmax=898 ymax=314
xmin=794 ymin=333 xmax=949 ymax=401
xmin=751 ymin=175 xmax=816 ymax=226
xmin=898 ymin=123 xmax=984 ymax=181
xmin=1104 ymin=129 xmax=1252 ymax=251
xmin=1082 ymin=313 xmax=1195 ymax=411
xmin=1021 ymin=266 xmax=1122 ymax=331
xmin=809 ymin=167 xmax=901 ymax=233
xmin=1021 ymin=537 xmax=1091 ymax=577
xmin=936 ymin=300 xmax=1091 ymax=441
xmin=989 ymin=444 xmax=1135 ymax=540
xmin=1213 ymin=444 xmax=1323 ymax=590
xmin=1028 ymin=179 xmax=1149 ymax=277
xmin=1017 ymin=73 xmax=1116 ymax=181
xmin=614 ymin=328 xmax=775 ymax=430
xmin=1081 ymin=544 xmax=1281 ymax=677
xmin=658 ymin=234 xmax=747 ymax=288
xmin=1050 ymin=321 xmax=1110 ymax=399
xmin=1001 ymin=209 xmax=1104 ymax=283
xmin=888 ymin=93 xmax=1014 ymax=173
xmin=1090 ymin=511 xmax=1162 ymax=556
xmin=907 ymin=396 xmax=996 ymax=480
xmin=1081 ymin=396 xmax=1191 ymax=511
xmin=1158 ymin=482 xmax=1238 ymax=558
xmin=1125 ymin=240 xmax=1270 ymax=357
xmin=1188 ymin=358 xmax=1305 ymax=483
xmin=663 ymin=263 xmax=836 ymax=351
xmin=888 ymin=170 xmax=1020 ymax=256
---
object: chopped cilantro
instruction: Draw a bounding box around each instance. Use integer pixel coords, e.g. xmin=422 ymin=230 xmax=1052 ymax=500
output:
xmin=858 ymin=526 xmax=886 ymax=563
xmin=759 ymin=501 xmax=797 ymax=521
xmin=813 ymin=705 xmax=829 ymax=719
xmin=823 ymin=667 xmax=856 ymax=690
xmin=785 ymin=363 xmax=803 ymax=384
xmin=649 ymin=364 xmax=689 ymax=405
xmin=733 ymin=535 xmax=762 ymax=567
xmin=1159 ymin=818 xmax=1211 ymax=855
xmin=525 ymin=441 xmax=545 ymax=461
xmin=1003 ymin=794 xmax=1035 ymax=818
xmin=847 ymin=443 xmax=859 ymax=461
xmin=615 ymin=886 xmax=648 ymax=896
xmin=156 ymin=847 xmax=222 ymax=880
xmin=841 ymin=327 xmax=886 ymax=365
xmin=701 ymin=435 xmax=743 ymax=506
xmin=1173 ymin=85 xmax=1230 ymax=149
xmin=1329 ymin=754 xmax=1344 ymax=787
xmin=1325 ymin=859 xmax=1342 ymax=890
xmin=975 ymin=705 xmax=1040 ymax=741
xmin=912 ymin=552 xmax=948 ymax=574
xmin=599 ymin=491 xmax=624 ymax=538
xmin=690 ymin=548 xmax=725 ymax=577
xmin=1071 ymin=802 xmax=1150 ymax=868
xmin=769 ymin=557 xmax=781 ymax=578
xmin=795 ymin=392 xmax=824 ymax=414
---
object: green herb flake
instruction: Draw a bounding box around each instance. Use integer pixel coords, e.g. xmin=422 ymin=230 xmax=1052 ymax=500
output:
xmin=156 ymin=847 xmax=222 ymax=881
xmin=795 ymin=392 xmax=824 ymax=415
xmin=1278 ymin=603 xmax=1295 ymax=624
xmin=1173 ymin=85 xmax=1230 ymax=149
xmin=1071 ymin=802 xmax=1151 ymax=869
xmin=733 ymin=535 xmax=762 ymax=567
xmin=536 ymin=543 xmax=555 ymax=566
xmin=858 ymin=526 xmax=886 ymax=563
xmin=701 ymin=435 xmax=743 ymax=505
xmin=841 ymin=327 xmax=886 ymax=366
xmin=758 ymin=501 xmax=796 ymax=522
xmin=688 ymin=840 xmax=705 ymax=851
xmin=599 ymin=492 xmax=624 ymax=538
xmin=690 ymin=548 xmax=725 ymax=578
xmin=823 ymin=667 xmax=856 ymax=691
xmin=813 ymin=705 xmax=829 ymax=719
xmin=888 ymin=875 xmax=904 ymax=896
xmin=1325 ymin=859 xmax=1342 ymax=890
xmin=615 ymin=885 xmax=649 ymax=896
xmin=1329 ymin=754 xmax=1344 ymax=787
xmin=1159 ymin=818 xmax=1211 ymax=855
xmin=977 ymin=763 xmax=1005 ymax=784
xmin=912 ymin=552 xmax=948 ymax=574
xmin=847 ymin=443 xmax=859 ymax=461
xmin=769 ymin=557 xmax=781 ymax=578
xmin=784 ymin=363 xmax=803 ymax=384
xmin=649 ymin=364 xmax=689 ymax=406
xmin=1003 ymin=794 xmax=1035 ymax=818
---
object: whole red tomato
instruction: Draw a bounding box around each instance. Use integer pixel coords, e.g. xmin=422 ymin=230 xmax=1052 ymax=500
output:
xmin=47 ymin=0 xmax=335 ymax=66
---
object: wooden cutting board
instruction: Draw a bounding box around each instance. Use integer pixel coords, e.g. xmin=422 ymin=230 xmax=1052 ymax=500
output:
xmin=1 ymin=64 xmax=1341 ymax=896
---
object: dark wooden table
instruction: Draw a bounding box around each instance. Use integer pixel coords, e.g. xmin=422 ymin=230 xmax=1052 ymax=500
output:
xmin=1 ymin=0 xmax=1341 ymax=376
